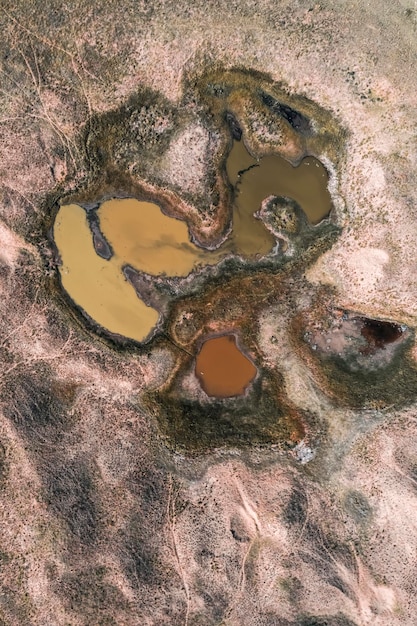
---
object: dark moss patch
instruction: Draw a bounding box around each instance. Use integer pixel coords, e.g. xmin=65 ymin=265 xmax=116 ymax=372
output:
xmin=297 ymin=524 xmax=357 ymax=601
xmin=283 ymin=486 xmax=308 ymax=526
xmin=0 ymin=585 xmax=34 ymax=626
xmin=0 ymin=441 xmax=7 ymax=487
xmin=120 ymin=512 xmax=162 ymax=588
xmin=198 ymin=588 xmax=229 ymax=623
xmin=125 ymin=466 xmax=168 ymax=523
xmin=45 ymin=304 xmax=76 ymax=342
xmin=12 ymin=248 xmax=46 ymax=303
xmin=304 ymin=522 xmax=357 ymax=574
xmin=297 ymin=616 xmax=358 ymax=626
xmin=44 ymin=458 xmax=99 ymax=545
xmin=344 ymin=490 xmax=372 ymax=524
xmin=299 ymin=549 xmax=335 ymax=584
xmin=279 ymin=576 xmax=303 ymax=605
xmin=2 ymin=365 xmax=75 ymax=446
xmin=57 ymin=566 xmax=129 ymax=619
xmin=259 ymin=617 xmax=293 ymax=626
xmin=148 ymin=368 xmax=305 ymax=452
xmin=0 ymin=548 xmax=35 ymax=624
xmin=118 ymin=473 xmax=181 ymax=596
xmin=320 ymin=351 xmax=417 ymax=409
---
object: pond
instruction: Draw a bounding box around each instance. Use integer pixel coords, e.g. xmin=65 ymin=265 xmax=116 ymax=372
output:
xmin=53 ymin=137 xmax=332 ymax=342
xmin=195 ymin=334 xmax=257 ymax=397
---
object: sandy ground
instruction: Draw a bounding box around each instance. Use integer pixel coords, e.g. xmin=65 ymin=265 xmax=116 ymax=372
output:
xmin=1 ymin=1 xmax=417 ymax=625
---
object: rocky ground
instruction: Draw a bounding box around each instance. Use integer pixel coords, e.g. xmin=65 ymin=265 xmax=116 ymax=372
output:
xmin=1 ymin=1 xmax=417 ymax=625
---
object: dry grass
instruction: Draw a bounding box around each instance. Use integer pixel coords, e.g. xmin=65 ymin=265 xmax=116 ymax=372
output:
xmin=1 ymin=1 xmax=417 ymax=625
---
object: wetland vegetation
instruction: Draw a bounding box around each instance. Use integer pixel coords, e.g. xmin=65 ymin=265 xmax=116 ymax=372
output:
xmin=50 ymin=65 xmax=417 ymax=454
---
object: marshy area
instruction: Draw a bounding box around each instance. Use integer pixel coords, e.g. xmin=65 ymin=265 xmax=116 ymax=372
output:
xmin=51 ymin=66 xmax=417 ymax=447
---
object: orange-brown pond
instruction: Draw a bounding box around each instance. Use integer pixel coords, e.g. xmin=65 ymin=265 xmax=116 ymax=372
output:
xmin=195 ymin=335 xmax=257 ymax=397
